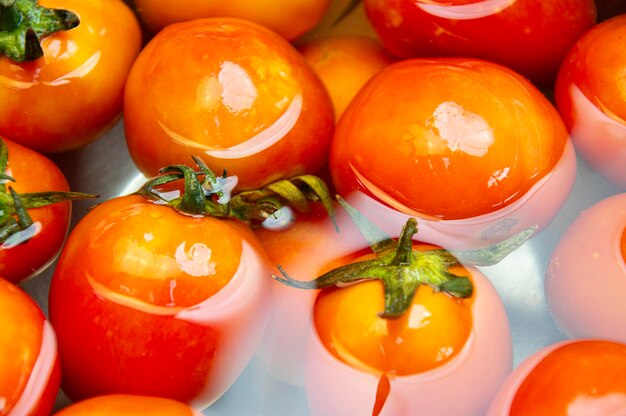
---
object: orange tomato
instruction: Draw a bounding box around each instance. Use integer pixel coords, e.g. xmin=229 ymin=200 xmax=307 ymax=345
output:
xmin=0 ymin=138 xmax=71 ymax=283
xmin=133 ymin=0 xmax=331 ymax=41
xmin=0 ymin=0 xmax=141 ymax=152
xmin=0 ymin=278 xmax=60 ymax=416
xmin=48 ymin=194 xmax=272 ymax=408
xmin=124 ymin=18 xmax=335 ymax=190
xmin=53 ymin=394 xmax=198 ymax=416
xmin=298 ymin=35 xmax=395 ymax=120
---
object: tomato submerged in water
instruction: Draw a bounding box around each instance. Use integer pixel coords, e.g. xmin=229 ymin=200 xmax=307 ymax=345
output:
xmin=0 ymin=0 xmax=141 ymax=152
xmin=53 ymin=395 xmax=199 ymax=416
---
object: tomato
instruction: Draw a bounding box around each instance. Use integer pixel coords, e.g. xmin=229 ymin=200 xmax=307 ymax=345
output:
xmin=133 ymin=0 xmax=331 ymax=41
xmin=545 ymin=193 xmax=626 ymax=344
xmin=124 ymin=18 xmax=335 ymax=191
xmin=330 ymin=58 xmax=576 ymax=250
xmin=53 ymin=394 xmax=199 ymax=416
xmin=48 ymin=191 xmax=272 ymax=408
xmin=0 ymin=277 xmax=60 ymax=416
xmin=297 ymin=35 xmax=395 ymax=120
xmin=555 ymin=15 xmax=626 ymax=188
xmin=0 ymin=0 xmax=141 ymax=153
xmin=0 ymin=138 xmax=72 ymax=283
xmin=488 ymin=340 xmax=626 ymax=415
xmin=363 ymin=0 xmax=596 ymax=86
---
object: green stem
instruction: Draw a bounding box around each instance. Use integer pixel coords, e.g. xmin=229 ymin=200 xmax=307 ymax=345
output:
xmin=0 ymin=0 xmax=79 ymax=62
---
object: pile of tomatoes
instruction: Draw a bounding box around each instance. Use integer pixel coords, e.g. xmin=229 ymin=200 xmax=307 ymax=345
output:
xmin=1 ymin=0 xmax=626 ymax=415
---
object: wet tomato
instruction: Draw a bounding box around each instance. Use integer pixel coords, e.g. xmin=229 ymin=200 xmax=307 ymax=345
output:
xmin=0 ymin=0 xmax=141 ymax=153
xmin=133 ymin=0 xmax=331 ymax=41
xmin=489 ymin=340 xmax=626 ymax=415
xmin=53 ymin=394 xmax=200 ymax=416
xmin=363 ymin=0 xmax=596 ymax=86
xmin=0 ymin=277 xmax=60 ymax=416
xmin=124 ymin=18 xmax=334 ymax=190
xmin=330 ymin=58 xmax=575 ymax=250
xmin=555 ymin=14 xmax=626 ymax=188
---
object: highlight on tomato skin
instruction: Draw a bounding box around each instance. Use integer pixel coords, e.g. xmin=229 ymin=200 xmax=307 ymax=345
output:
xmin=124 ymin=17 xmax=335 ymax=191
xmin=488 ymin=340 xmax=626 ymax=415
xmin=555 ymin=14 xmax=626 ymax=189
xmin=52 ymin=394 xmax=201 ymax=416
xmin=330 ymin=57 xmax=576 ymax=250
xmin=362 ymin=0 xmax=596 ymax=86
xmin=0 ymin=0 xmax=142 ymax=153
xmin=0 ymin=277 xmax=61 ymax=416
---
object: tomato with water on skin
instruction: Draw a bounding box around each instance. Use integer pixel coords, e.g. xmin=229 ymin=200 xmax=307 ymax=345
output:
xmin=53 ymin=394 xmax=200 ymax=416
xmin=363 ymin=0 xmax=596 ymax=86
xmin=0 ymin=0 xmax=141 ymax=153
xmin=124 ymin=18 xmax=335 ymax=191
xmin=0 ymin=138 xmax=72 ymax=283
xmin=48 ymin=194 xmax=272 ymax=409
xmin=0 ymin=277 xmax=60 ymax=416
xmin=133 ymin=0 xmax=331 ymax=41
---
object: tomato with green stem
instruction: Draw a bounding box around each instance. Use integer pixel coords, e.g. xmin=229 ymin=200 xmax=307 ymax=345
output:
xmin=48 ymin=157 xmax=334 ymax=409
xmin=0 ymin=0 xmax=141 ymax=152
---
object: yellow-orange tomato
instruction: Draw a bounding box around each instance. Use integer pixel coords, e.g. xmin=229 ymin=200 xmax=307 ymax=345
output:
xmin=0 ymin=0 xmax=141 ymax=153
xmin=489 ymin=340 xmax=626 ymax=415
xmin=0 ymin=278 xmax=60 ymax=416
xmin=134 ymin=0 xmax=330 ymax=41
xmin=124 ymin=18 xmax=335 ymax=190
xmin=298 ymin=35 xmax=395 ymax=120
xmin=53 ymin=394 xmax=198 ymax=415
xmin=331 ymin=58 xmax=569 ymax=220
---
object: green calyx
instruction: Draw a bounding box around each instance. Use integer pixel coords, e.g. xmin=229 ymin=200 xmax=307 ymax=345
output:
xmin=137 ymin=156 xmax=336 ymax=226
xmin=0 ymin=0 xmax=79 ymax=62
xmin=274 ymin=195 xmax=537 ymax=319
xmin=0 ymin=138 xmax=96 ymax=246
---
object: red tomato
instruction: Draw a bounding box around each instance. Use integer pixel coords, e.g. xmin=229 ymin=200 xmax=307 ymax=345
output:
xmin=489 ymin=340 xmax=626 ymax=415
xmin=555 ymin=15 xmax=626 ymax=188
xmin=363 ymin=0 xmax=596 ymax=86
xmin=0 ymin=277 xmax=60 ymax=416
xmin=124 ymin=18 xmax=335 ymax=191
xmin=0 ymin=138 xmax=72 ymax=283
xmin=53 ymin=394 xmax=198 ymax=416
xmin=0 ymin=0 xmax=141 ymax=152
xmin=48 ymin=194 xmax=272 ymax=408
xmin=330 ymin=58 xmax=575 ymax=249
xmin=133 ymin=0 xmax=331 ymax=41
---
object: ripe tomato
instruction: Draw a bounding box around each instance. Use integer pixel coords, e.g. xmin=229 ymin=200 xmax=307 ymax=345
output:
xmin=297 ymin=35 xmax=395 ymax=120
xmin=124 ymin=18 xmax=334 ymax=191
xmin=0 ymin=277 xmax=60 ymax=416
xmin=555 ymin=14 xmax=626 ymax=188
xmin=1 ymin=138 xmax=72 ymax=283
xmin=48 ymin=193 xmax=272 ymax=408
xmin=53 ymin=394 xmax=199 ymax=416
xmin=488 ymin=340 xmax=626 ymax=415
xmin=0 ymin=0 xmax=141 ymax=153
xmin=133 ymin=0 xmax=331 ymax=41
xmin=330 ymin=58 xmax=576 ymax=249
xmin=363 ymin=0 xmax=596 ymax=86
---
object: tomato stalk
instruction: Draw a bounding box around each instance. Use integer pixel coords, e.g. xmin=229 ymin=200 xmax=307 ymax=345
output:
xmin=0 ymin=0 xmax=78 ymax=62
xmin=137 ymin=156 xmax=336 ymax=226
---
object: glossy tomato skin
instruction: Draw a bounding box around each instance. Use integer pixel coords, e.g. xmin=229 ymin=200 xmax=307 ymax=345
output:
xmin=364 ymin=0 xmax=596 ymax=86
xmin=0 ymin=138 xmax=71 ymax=283
xmin=0 ymin=0 xmax=141 ymax=153
xmin=488 ymin=340 xmax=626 ymax=415
xmin=555 ymin=15 xmax=626 ymax=188
xmin=0 ymin=277 xmax=61 ymax=416
xmin=330 ymin=58 xmax=576 ymax=250
xmin=53 ymin=394 xmax=200 ymax=416
xmin=49 ymin=195 xmax=272 ymax=409
xmin=305 ymin=246 xmax=511 ymax=416
xmin=134 ymin=0 xmax=330 ymax=41
xmin=124 ymin=18 xmax=334 ymax=191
